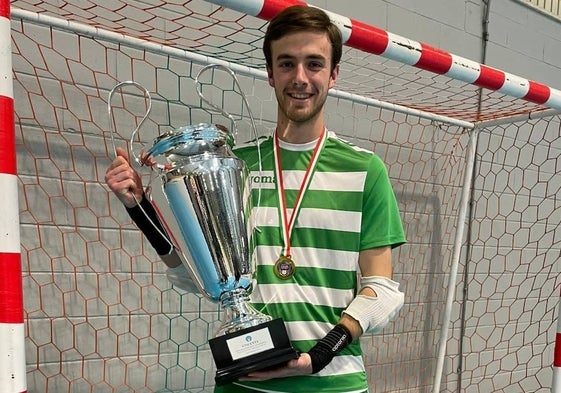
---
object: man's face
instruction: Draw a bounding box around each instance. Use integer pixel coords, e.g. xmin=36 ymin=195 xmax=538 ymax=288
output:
xmin=267 ymin=31 xmax=339 ymax=126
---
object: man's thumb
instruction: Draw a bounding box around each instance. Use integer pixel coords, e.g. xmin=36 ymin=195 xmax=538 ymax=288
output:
xmin=115 ymin=146 xmax=130 ymax=162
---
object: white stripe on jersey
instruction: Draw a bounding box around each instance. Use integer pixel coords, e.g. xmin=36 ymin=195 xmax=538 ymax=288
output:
xmin=249 ymin=170 xmax=367 ymax=192
xmin=310 ymin=171 xmax=367 ymax=192
xmin=319 ymin=355 xmax=366 ymax=376
xmin=284 ymin=320 xmax=334 ymax=341
xmin=297 ymin=208 xmax=361 ymax=232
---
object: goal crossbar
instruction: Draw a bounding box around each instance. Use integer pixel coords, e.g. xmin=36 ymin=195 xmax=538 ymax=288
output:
xmin=208 ymin=0 xmax=561 ymax=113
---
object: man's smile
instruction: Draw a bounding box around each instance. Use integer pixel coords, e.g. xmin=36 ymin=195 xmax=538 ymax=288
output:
xmin=288 ymin=92 xmax=314 ymax=100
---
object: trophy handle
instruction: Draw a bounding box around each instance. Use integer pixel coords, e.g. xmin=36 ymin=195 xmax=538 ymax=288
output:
xmin=195 ymin=64 xmax=240 ymax=142
xmin=106 ymin=80 xmax=155 ymax=168
xmin=194 ymin=64 xmax=262 ymax=148
xmin=195 ymin=64 xmax=265 ymax=229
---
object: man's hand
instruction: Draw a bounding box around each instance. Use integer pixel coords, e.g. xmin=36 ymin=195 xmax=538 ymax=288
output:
xmin=104 ymin=147 xmax=144 ymax=208
xmin=238 ymin=353 xmax=312 ymax=381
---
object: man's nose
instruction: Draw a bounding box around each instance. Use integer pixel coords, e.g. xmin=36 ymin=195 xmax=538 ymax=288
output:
xmin=292 ymin=64 xmax=308 ymax=86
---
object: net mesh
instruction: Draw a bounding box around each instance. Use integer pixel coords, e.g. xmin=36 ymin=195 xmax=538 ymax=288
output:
xmin=8 ymin=0 xmax=561 ymax=392
xmin=10 ymin=0 xmax=556 ymax=124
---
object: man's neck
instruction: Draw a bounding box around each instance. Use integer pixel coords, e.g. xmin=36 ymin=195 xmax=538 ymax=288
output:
xmin=275 ymin=119 xmax=325 ymax=144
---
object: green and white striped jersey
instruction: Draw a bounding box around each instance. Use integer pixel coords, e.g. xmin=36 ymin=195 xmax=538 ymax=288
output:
xmin=218 ymin=131 xmax=405 ymax=393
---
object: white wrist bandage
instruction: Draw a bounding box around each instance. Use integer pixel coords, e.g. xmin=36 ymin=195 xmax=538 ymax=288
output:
xmin=343 ymin=276 xmax=404 ymax=334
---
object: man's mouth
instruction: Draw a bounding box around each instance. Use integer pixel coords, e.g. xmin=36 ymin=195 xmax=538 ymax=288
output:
xmin=288 ymin=92 xmax=313 ymax=100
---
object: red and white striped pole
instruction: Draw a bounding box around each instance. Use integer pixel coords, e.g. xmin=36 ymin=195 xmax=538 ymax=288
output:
xmin=206 ymin=0 xmax=561 ymax=110
xmin=553 ymin=287 xmax=561 ymax=393
xmin=0 ymin=0 xmax=27 ymax=392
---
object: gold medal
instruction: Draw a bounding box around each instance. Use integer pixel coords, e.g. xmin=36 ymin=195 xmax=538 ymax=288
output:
xmin=274 ymin=255 xmax=296 ymax=280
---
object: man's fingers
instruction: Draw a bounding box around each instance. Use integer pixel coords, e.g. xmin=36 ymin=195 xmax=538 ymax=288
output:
xmin=115 ymin=146 xmax=130 ymax=162
xmin=106 ymin=155 xmax=127 ymax=172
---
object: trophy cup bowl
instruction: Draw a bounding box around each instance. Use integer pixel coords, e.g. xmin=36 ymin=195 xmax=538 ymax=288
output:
xmin=146 ymin=123 xmax=298 ymax=385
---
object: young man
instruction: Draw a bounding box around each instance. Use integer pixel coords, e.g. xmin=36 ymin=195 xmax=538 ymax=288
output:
xmin=105 ymin=6 xmax=406 ymax=393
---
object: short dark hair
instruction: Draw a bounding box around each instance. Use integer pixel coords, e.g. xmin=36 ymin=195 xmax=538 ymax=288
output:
xmin=263 ymin=6 xmax=343 ymax=72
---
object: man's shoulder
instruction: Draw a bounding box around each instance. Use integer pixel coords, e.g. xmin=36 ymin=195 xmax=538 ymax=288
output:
xmin=233 ymin=136 xmax=273 ymax=166
xmin=326 ymin=131 xmax=381 ymax=163
xmin=234 ymin=135 xmax=272 ymax=152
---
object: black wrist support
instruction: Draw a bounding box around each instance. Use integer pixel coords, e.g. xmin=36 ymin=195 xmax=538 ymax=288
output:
xmin=307 ymin=324 xmax=353 ymax=374
xmin=126 ymin=195 xmax=173 ymax=256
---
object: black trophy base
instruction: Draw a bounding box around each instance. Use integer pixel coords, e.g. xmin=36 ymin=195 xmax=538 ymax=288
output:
xmin=209 ymin=318 xmax=299 ymax=386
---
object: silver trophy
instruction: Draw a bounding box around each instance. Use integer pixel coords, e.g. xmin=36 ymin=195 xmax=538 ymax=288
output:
xmin=107 ymin=66 xmax=297 ymax=385
xmin=146 ymin=122 xmax=270 ymax=333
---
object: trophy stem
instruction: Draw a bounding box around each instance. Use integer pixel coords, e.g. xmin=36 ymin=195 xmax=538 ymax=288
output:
xmin=216 ymin=288 xmax=272 ymax=336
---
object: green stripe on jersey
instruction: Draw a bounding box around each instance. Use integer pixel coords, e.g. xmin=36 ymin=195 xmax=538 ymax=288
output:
xmin=251 ymin=301 xmax=344 ymax=324
xmin=256 ymin=265 xmax=356 ymax=290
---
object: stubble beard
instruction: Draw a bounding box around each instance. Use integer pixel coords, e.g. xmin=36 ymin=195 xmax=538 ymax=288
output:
xmin=278 ymin=92 xmax=327 ymax=125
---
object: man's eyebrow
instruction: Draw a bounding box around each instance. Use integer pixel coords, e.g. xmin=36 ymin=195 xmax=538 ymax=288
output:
xmin=274 ymin=54 xmax=294 ymax=61
xmin=274 ymin=54 xmax=327 ymax=61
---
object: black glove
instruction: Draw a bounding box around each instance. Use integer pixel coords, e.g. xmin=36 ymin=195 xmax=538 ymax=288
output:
xmin=307 ymin=324 xmax=353 ymax=374
xmin=126 ymin=194 xmax=174 ymax=255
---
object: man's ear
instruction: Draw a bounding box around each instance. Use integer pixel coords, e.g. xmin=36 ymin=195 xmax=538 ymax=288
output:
xmin=267 ymin=66 xmax=275 ymax=87
xmin=329 ymin=64 xmax=340 ymax=89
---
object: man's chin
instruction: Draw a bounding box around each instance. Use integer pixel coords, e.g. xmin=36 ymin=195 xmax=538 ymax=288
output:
xmin=287 ymin=114 xmax=313 ymax=123
xmin=286 ymin=108 xmax=314 ymax=122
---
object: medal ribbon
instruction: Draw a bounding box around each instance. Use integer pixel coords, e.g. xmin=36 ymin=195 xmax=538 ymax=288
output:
xmin=273 ymin=128 xmax=327 ymax=259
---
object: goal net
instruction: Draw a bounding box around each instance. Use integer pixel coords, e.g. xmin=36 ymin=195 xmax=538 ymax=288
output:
xmin=4 ymin=0 xmax=561 ymax=392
